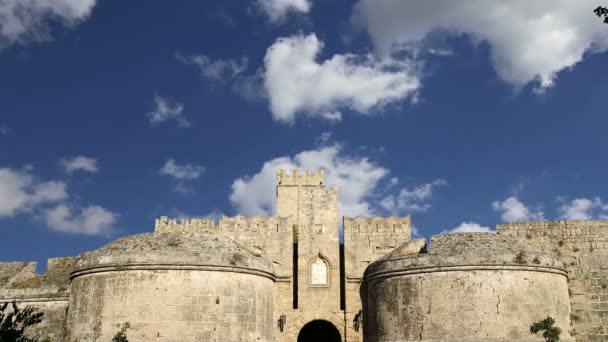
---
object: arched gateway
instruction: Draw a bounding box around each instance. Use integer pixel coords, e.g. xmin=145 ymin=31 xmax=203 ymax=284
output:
xmin=297 ymin=320 xmax=341 ymax=342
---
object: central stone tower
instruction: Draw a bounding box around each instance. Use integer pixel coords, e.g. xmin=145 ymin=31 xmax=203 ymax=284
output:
xmin=275 ymin=169 xmax=343 ymax=341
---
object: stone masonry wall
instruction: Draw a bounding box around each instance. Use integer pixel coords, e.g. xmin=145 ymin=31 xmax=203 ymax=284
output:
xmin=343 ymin=216 xmax=412 ymax=342
xmin=497 ymin=220 xmax=608 ymax=342
xmin=0 ymin=257 xmax=77 ymax=342
xmin=154 ymin=216 xmax=293 ymax=278
xmin=66 ymin=269 xmax=274 ymax=342
xmin=275 ymin=169 xmax=344 ymax=342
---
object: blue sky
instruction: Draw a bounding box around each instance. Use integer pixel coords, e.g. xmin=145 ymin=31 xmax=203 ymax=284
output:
xmin=1 ymin=0 xmax=608 ymax=271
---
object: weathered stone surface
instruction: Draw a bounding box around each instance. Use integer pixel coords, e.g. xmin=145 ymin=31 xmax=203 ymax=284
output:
xmin=66 ymin=269 xmax=274 ymax=342
xmin=497 ymin=220 xmax=608 ymax=342
xmin=0 ymin=257 xmax=76 ymax=341
xmin=366 ymin=233 xmax=572 ymax=342
xmin=75 ymin=231 xmax=273 ymax=274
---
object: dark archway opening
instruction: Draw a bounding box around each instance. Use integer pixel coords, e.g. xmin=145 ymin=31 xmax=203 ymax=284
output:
xmin=297 ymin=320 xmax=341 ymax=342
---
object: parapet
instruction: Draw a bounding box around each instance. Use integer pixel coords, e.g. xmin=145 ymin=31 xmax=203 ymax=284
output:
xmin=155 ymin=216 xmax=218 ymax=233
xmin=0 ymin=257 xmax=77 ymax=290
xmin=496 ymin=219 xmax=608 ymax=238
xmin=277 ymin=169 xmax=325 ymax=186
xmin=343 ymin=215 xmax=411 ymax=236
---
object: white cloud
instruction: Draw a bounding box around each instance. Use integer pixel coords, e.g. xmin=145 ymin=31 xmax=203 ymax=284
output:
xmin=0 ymin=0 xmax=96 ymax=49
xmin=442 ymin=221 xmax=494 ymax=234
xmin=43 ymin=204 xmax=116 ymax=235
xmin=256 ymin=0 xmax=311 ymax=22
xmin=263 ymin=33 xmax=420 ymax=123
xmin=558 ymin=197 xmax=608 ymax=220
xmin=0 ymin=168 xmax=67 ymax=218
xmin=353 ymin=0 xmax=608 ymax=91
xmin=160 ymin=159 xmax=204 ymax=180
xmin=0 ymin=125 xmax=10 ymax=135
xmin=159 ymin=159 xmax=205 ymax=194
xmin=147 ymin=95 xmax=190 ymax=128
xmin=380 ymin=179 xmax=447 ymax=214
xmin=492 ymin=196 xmax=544 ymax=223
xmin=59 ymin=155 xmax=98 ymax=174
xmin=0 ymin=166 xmax=117 ymax=235
xmin=230 ymin=144 xmax=389 ymax=217
xmin=176 ymin=53 xmax=248 ymax=83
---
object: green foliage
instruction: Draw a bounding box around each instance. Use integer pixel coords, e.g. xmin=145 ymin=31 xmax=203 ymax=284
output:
xmin=40 ymin=337 xmax=51 ymax=342
xmin=530 ymin=317 xmax=562 ymax=342
xmin=111 ymin=322 xmax=131 ymax=342
xmin=0 ymin=301 xmax=44 ymax=342
xmin=594 ymin=6 xmax=608 ymax=23
xmin=570 ymin=313 xmax=581 ymax=322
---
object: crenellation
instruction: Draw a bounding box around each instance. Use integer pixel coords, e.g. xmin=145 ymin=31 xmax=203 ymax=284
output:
xmin=0 ymin=258 xmax=76 ymax=342
xmin=154 ymin=215 xmax=218 ymax=233
xmin=277 ymin=168 xmax=325 ymax=186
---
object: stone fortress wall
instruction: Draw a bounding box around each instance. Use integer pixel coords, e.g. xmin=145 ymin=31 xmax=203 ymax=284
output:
xmin=0 ymin=257 xmax=76 ymax=342
xmin=1 ymin=169 xmax=608 ymax=341
xmin=343 ymin=215 xmax=412 ymax=341
xmin=497 ymin=220 xmax=608 ymax=342
xmin=365 ymin=233 xmax=572 ymax=342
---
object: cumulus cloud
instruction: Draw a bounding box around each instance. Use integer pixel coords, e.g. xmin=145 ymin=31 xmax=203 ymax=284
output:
xmin=263 ymin=33 xmax=420 ymax=123
xmin=492 ymin=196 xmax=544 ymax=223
xmin=230 ymin=144 xmax=389 ymax=217
xmin=442 ymin=221 xmax=494 ymax=234
xmin=256 ymin=0 xmax=311 ymax=22
xmin=147 ymin=95 xmax=190 ymax=128
xmin=159 ymin=159 xmax=205 ymax=194
xmin=0 ymin=168 xmax=68 ymax=217
xmin=176 ymin=53 xmax=248 ymax=83
xmin=59 ymin=155 xmax=98 ymax=174
xmin=352 ymin=0 xmax=608 ymax=90
xmin=380 ymin=179 xmax=447 ymax=214
xmin=0 ymin=166 xmax=117 ymax=235
xmin=0 ymin=0 xmax=96 ymax=49
xmin=43 ymin=204 xmax=116 ymax=235
xmin=558 ymin=197 xmax=608 ymax=220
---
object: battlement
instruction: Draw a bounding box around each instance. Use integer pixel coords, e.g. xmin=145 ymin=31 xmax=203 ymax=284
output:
xmin=277 ymin=169 xmax=325 ymax=186
xmin=496 ymin=219 xmax=608 ymax=238
xmin=154 ymin=216 xmax=218 ymax=233
xmin=0 ymin=257 xmax=76 ymax=290
xmin=343 ymin=215 xmax=411 ymax=235
xmin=343 ymin=215 xmax=412 ymax=280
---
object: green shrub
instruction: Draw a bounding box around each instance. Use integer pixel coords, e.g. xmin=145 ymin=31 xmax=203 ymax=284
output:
xmin=0 ymin=301 xmax=44 ymax=342
xmin=530 ymin=317 xmax=561 ymax=342
xmin=112 ymin=322 xmax=131 ymax=342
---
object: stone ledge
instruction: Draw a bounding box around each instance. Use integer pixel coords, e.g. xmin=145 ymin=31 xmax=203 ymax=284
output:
xmin=366 ymin=264 xmax=568 ymax=282
xmin=70 ymin=263 xmax=276 ymax=281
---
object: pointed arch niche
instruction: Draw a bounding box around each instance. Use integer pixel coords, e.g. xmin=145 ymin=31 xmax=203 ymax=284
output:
xmin=309 ymin=252 xmax=331 ymax=287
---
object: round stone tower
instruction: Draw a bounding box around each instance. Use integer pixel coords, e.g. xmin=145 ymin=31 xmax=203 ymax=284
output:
xmin=365 ymin=233 xmax=572 ymax=342
xmin=66 ymin=232 xmax=275 ymax=342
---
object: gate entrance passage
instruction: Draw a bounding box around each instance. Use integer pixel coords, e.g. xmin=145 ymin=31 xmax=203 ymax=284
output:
xmin=297 ymin=320 xmax=341 ymax=342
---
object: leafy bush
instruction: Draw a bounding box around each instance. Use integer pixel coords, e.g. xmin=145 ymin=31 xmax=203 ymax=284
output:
xmin=530 ymin=317 xmax=561 ymax=342
xmin=111 ymin=322 xmax=131 ymax=342
xmin=0 ymin=301 xmax=44 ymax=342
